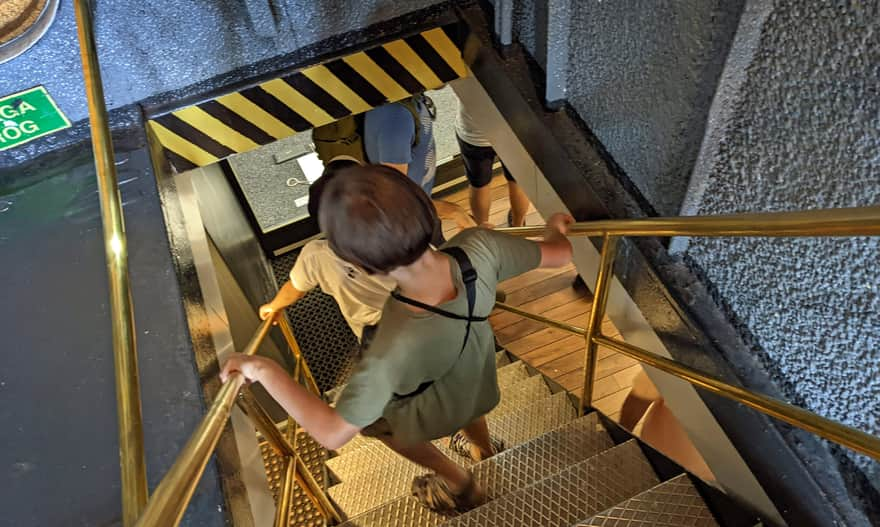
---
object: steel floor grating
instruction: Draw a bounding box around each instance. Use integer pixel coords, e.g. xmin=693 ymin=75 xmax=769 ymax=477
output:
xmin=270 ymin=251 xmax=358 ymax=394
xmin=577 ymin=474 xmax=719 ymax=527
xmin=445 ymin=441 xmax=660 ymax=527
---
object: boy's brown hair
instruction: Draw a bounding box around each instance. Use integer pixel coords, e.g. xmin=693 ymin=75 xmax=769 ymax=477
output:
xmin=307 ymin=158 xmax=360 ymax=218
xmin=318 ymin=164 xmax=438 ymax=274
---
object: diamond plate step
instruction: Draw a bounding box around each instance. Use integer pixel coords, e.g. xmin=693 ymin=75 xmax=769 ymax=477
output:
xmin=446 ymin=441 xmax=660 ymax=527
xmin=484 ymin=390 xmax=576 ymax=446
xmin=494 ymin=360 xmax=532 ymax=389
xmin=328 ymin=438 xmax=475 ymax=483
xmin=489 ymin=374 xmax=550 ymax=419
xmin=329 ymin=391 xmax=578 ymax=518
xmin=576 ymin=474 xmax=719 ymax=527
xmin=328 ymin=374 xmax=549 ymax=480
xmin=337 ymin=413 xmax=612 ymax=527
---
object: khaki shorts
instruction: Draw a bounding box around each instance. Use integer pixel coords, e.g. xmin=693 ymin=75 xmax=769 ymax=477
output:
xmin=360 ymin=418 xmax=393 ymax=438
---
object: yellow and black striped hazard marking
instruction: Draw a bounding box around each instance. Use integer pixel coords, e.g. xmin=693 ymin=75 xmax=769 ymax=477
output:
xmin=149 ymin=25 xmax=467 ymax=171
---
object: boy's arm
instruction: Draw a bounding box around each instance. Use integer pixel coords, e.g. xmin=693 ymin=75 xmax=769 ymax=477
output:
xmin=221 ymin=354 xmax=361 ymax=449
xmin=258 ymin=281 xmax=307 ymax=320
xmin=537 ymin=213 xmax=574 ymax=268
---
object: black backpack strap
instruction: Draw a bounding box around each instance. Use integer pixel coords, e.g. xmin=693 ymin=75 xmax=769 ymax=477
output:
xmin=390 ymin=246 xmax=486 ymax=398
xmin=439 ymin=246 xmax=480 ymax=351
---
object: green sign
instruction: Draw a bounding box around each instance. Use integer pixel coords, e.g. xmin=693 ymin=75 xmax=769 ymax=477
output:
xmin=0 ymin=86 xmax=71 ymax=151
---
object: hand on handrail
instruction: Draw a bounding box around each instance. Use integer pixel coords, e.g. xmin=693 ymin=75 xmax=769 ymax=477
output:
xmin=544 ymin=212 xmax=575 ymax=237
xmin=259 ymin=282 xmax=307 ymax=324
xmin=220 ymin=353 xmax=276 ymax=385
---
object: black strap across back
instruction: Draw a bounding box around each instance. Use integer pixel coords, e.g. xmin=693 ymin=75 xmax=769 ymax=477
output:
xmin=390 ymin=246 xmax=488 ymax=398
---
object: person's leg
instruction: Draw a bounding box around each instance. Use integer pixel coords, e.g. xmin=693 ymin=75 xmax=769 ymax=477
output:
xmin=379 ymin=435 xmax=472 ymax=492
xmin=457 ymin=135 xmax=495 ymax=226
xmin=470 ymin=184 xmax=493 ymax=227
xmin=502 ymin=165 xmax=531 ymax=227
xmin=459 ymin=415 xmax=495 ymax=461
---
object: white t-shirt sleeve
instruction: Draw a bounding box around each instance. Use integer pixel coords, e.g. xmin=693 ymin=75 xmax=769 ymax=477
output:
xmin=289 ymin=244 xmax=318 ymax=292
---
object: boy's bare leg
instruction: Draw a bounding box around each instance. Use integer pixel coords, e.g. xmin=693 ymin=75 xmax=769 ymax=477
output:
xmin=507 ymin=180 xmax=531 ymax=227
xmin=379 ymin=436 xmax=471 ymax=493
xmin=460 ymin=415 xmax=495 ymax=461
xmin=469 ymin=184 xmax=492 ymax=226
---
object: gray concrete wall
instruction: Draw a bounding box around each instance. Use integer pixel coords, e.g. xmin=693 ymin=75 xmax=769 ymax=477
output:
xmin=676 ymin=0 xmax=880 ymax=488
xmin=0 ymin=0 xmax=442 ymax=125
xmin=511 ymin=0 xmax=744 ymax=216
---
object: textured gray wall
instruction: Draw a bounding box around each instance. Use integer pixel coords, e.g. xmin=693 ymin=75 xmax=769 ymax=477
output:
xmin=558 ymin=0 xmax=744 ymax=216
xmin=678 ymin=0 xmax=880 ymax=486
xmin=0 ymin=0 xmax=442 ymax=125
xmin=511 ymin=0 xmax=538 ymax=62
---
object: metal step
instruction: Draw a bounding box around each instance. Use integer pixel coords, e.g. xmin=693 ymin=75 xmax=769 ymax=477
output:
xmin=329 ymin=391 xmax=577 ymax=518
xmin=488 ymin=374 xmax=550 ymax=419
xmin=328 ymin=438 xmax=475 ymax=484
xmin=576 ymin=473 xmax=719 ymax=527
xmin=493 ymin=360 xmax=532 ymax=390
xmin=445 ymin=440 xmax=659 ymax=527
xmin=337 ymin=412 xmax=612 ymax=526
xmin=333 ymin=360 xmax=533 ymax=457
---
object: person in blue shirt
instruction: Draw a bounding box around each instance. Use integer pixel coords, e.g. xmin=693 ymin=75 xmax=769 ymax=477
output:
xmin=365 ymin=95 xmax=470 ymax=232
xmin=365 ymin=96 xmax=437 ymax=192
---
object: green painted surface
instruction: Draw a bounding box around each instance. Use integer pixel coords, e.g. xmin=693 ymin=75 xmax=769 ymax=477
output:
xmin=0 ymin=86 xmax=70 ymax=151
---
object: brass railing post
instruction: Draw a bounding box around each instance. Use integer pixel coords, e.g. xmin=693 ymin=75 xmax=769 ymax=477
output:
xmin=581 ymin=234 xmax=619 ymax=415
xmin=73 ymin=1 xmax=147 ymax=524
xmin=277 ymin=315 xmax=322 ymax=396
xmin=237 ymin=388 xmax=296 ymax=458
xmin=238 ymin=389 xmax=342 ymax=524
xmin=493 ymin=302 xmax=880 ymax=461
xmin=274 ymin=458 xmax=297 ymax=527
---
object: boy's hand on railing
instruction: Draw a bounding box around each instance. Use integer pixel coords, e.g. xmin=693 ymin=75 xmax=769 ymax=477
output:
xmin=537 ymin=213 xmax=575 ymax=268
xmin=220 ymin=353 xmax=277 ymax=384
xmin=258 ymin=303 xmax=280 ymax=322
xmin=544 ymin=213 xmax=575 ymax=237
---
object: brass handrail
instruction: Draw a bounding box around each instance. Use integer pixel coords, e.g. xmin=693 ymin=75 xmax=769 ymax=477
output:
xmin=134 ymin=311 xmax=341 ymax=526
xmin=134 ymin=315 xmax=276 ymax=527
xmin=73 ymin=1 xmax=147 ymax=524
xmin=499 ymin=205 xmax=880 ymax=238
xmin=492 ymin=203 xmax=880 ymax=462
xmin=492 ymin=301 xmax=880 ymax=460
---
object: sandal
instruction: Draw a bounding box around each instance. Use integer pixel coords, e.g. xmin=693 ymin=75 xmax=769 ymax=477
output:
xmin=411 ymin=472 xmax=486 ymax=514
xmin=448 ymin=432 xmax=505 ymax=461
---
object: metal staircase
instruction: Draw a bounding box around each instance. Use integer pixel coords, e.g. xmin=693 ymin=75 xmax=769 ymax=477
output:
xmin=314 ymin=352 xmax=720 ymax=527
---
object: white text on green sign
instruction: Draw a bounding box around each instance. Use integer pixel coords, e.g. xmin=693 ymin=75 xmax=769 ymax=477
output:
xmin=0 ymin=86 xmax=71 ymax=151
